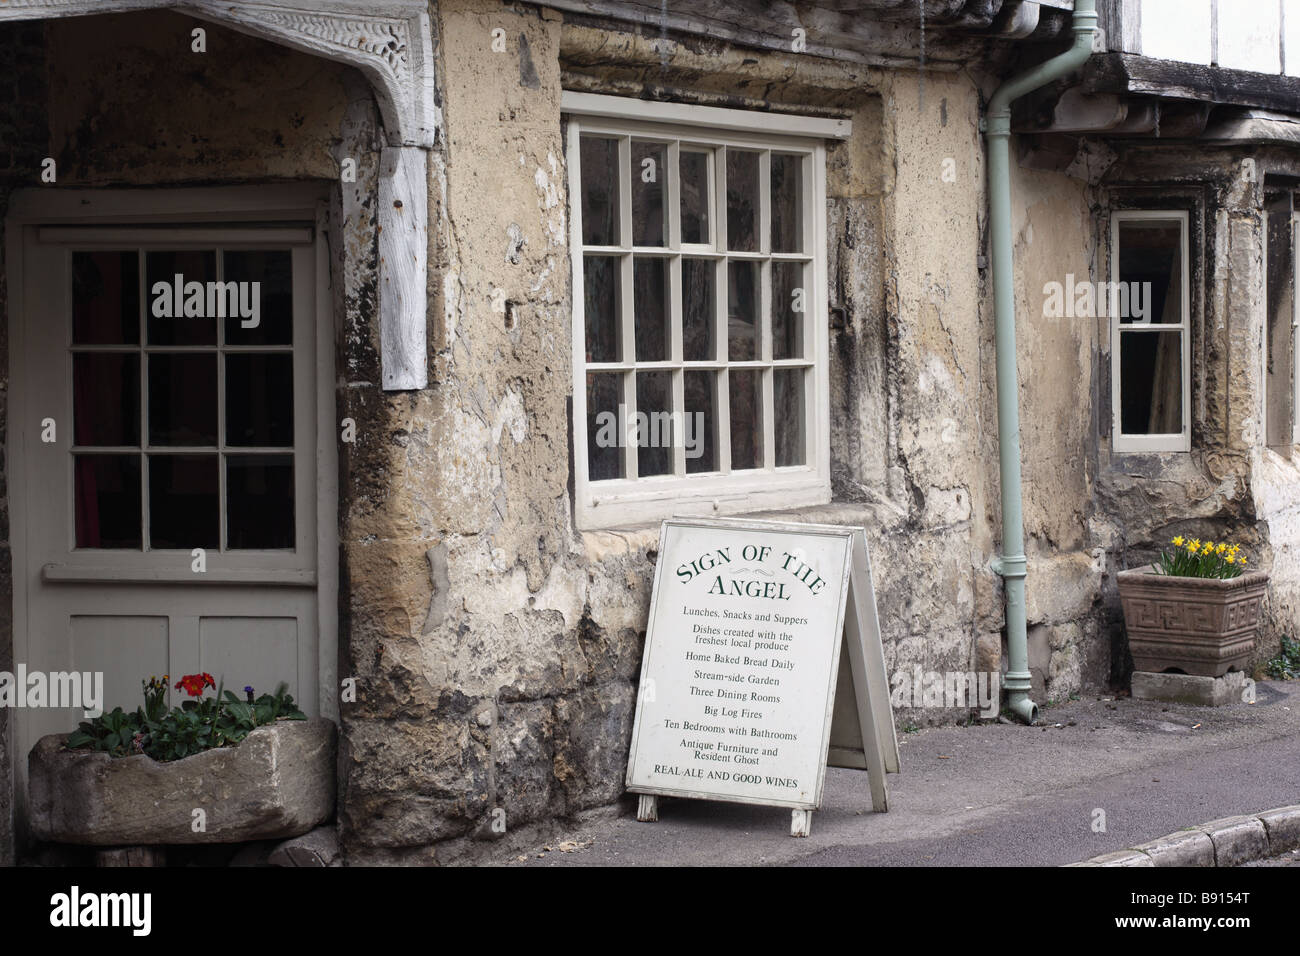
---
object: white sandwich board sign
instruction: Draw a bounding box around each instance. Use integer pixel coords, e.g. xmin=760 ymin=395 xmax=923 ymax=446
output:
xmin=625 ymin=517 xmax=899 ymax=836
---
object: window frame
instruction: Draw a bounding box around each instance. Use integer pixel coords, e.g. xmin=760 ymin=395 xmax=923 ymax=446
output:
xmin=1291 ymin=210 xmax=1300 ymax=446
xmin=1109 ymin=208 xmax=1192 ymax=453
xmin=565 ymin=97 xmax=837 ymax=530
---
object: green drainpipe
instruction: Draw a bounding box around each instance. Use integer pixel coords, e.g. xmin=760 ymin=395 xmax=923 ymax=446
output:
xmin=984 ymin=0 xmax=1098 ymax=724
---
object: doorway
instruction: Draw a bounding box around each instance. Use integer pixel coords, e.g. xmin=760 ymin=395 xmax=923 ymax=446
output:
xmin=6 ymin=185 xmax=339 ymax=834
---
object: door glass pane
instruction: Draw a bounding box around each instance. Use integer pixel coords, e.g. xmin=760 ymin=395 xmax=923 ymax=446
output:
xmin=73 ymin=251 xmax=139 ymax=345
xmin=222 ymin=250 xmax=292 ymax=345
xmin=727 ymin=261 xmax=758 ymax=361
xmin=1120 ymin=330 xmax=1183 ymax=434
xmin=74 ymin=353 xmax=140 ymax=446
xmin=1117 ymin=219 xmax=1182 ymax=324
xmin=632 ymin=140 xmax=667 ymax=247
xmin=149 ymin=353 xmax=218 ymax=446
xmin=633 ymin=256 xmax=669 ymax=362
xmin=226 ymin=354 xmax=294 ymax=447
xmin=75 ymin=454 xmax=141 ymax=549
xmin=680 ymin=150 xmax=710 ymax=245
xmin=726 ymin=149 xmax=759 ymax=252
xmin=770 ymin=153 xmax=804 ymax=253
xmin=148 ymin=454 xmax=219 ymax=549
xmin=145 ymin=250 xmax=218 ymax=345
xmin=729 ymin=369 xmax=762 ymax=469
xmin=580 ymin=136 xmax=620 ymax=247
xmin=227 ymin=455 xmax=294 ymax=549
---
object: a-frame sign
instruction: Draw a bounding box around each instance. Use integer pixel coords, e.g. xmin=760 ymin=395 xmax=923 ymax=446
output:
xmin=626 ymin=517 xmax=899 ymax=836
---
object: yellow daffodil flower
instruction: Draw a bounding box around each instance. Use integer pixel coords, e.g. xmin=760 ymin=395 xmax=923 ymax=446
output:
xmin=1172 ymin=536 xmax=1185 ymax=547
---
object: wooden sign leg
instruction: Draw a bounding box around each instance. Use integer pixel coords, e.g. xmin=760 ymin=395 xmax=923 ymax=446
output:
xmin=637 ymin=795 xmax=659 ymax=822
xmin=845 ymin=577 xmax=891 ymax=812
xmin=791 ymin=810 xmax=812 ymax=837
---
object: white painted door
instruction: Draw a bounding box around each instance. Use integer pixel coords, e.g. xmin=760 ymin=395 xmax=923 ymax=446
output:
xmin=13 ymin=220 xmax=327 ymax=787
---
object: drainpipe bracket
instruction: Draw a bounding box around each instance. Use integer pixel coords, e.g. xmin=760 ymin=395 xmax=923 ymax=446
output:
xmin=989 ymin=554 xmax=1027 ymax=579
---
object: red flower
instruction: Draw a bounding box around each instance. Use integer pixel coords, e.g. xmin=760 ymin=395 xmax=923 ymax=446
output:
xmin=173 ymin=673 xmax=213 ymax=698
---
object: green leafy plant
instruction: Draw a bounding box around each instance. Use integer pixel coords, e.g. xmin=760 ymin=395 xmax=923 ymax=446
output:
xmin=1266 ymin=635 xmax=1300 ymax=680
xmin=1153 ymin=536 xmax=1247 ymax=580
xmin=65 ymin=674 xmax=305 ymax=762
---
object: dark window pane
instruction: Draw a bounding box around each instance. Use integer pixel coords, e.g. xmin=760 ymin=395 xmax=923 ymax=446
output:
xmin=729 ymin=369 xmax=762 ymax=470
xmin=633 ymin=257 xmax=669 ymax=362
xmin=73 ymin=251 xmax=139 ymax=345
xmin=226 ymin=353 xmax=294 ymax=447
xmin=726 ymin=149 xmax=759 ymax=252
xmin=728 ymin=261 xmax=758 ymax=361
xmin=222 ymin=250 xmax=292 ymax=345
xmin=772 ymin=261 xmax=805 ymax=360
xmin=1120 ymin=330 xmax=1183 ymax=434
xmin=146 ymin=250 xmax=218 ymax=345
xmin=227 ymin=455 xmax=294 ymax=549
xmin=587 ymin=372 xmax=625 ymax=481
xmin=774 ymin=368 xmax=806 ymax=466
xmin=682 ymin=258 xmax=715 ymax=362
xmin=580 ymin=137 xmax=620 ymax=247
xmin=584 ymin=255 xmax=621 ymax=363
xmin=632 ymin=140 xmax=667 ymax=247
xmin=75 ymin=454 xmax=141 ymax=549
xmin=684 ymin=370 xmax=717 ymax=473
xmin=1117 ymin=219 xmax=1182 ymax=324
xmin=680 ymin=150 xmax=710 ymax=245
xmin=149 ymin=454 xmax=218 ymax=549
xmin=636 ymin=371 xmax=673 ymax=477
xmin=74 ymin=354 xmax=140 ymax=446
xmin=149 ymin=353 xmax=217 ymax=446
xmin=771 ymin=153 xmax=804 ymax=253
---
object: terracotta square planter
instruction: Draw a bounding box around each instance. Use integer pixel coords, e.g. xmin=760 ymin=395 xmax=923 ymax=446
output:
xmin=1117 ymin=567 xmax=1268 ymax=677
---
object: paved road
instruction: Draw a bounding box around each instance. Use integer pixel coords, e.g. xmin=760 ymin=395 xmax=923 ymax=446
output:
xmin=502 ymin=681 xmax=1300 ymax=867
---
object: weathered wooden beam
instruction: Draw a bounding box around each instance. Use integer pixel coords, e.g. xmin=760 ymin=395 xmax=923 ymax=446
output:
xmin=537 ymin=0 xmax=989 ymax=67
xmin=378 ymin=146 xmax=429 ymax=391
xmin=1084 ymin=52 xmax=1300 ymax=114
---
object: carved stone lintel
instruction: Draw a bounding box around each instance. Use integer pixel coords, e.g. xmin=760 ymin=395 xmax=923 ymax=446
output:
xmin=0 ymin=0 xmax=438 ymax=147
xmin=3 ymin=0 xmax=438 ymax=390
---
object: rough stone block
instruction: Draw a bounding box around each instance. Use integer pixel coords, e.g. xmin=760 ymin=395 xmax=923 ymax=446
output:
xmin=1135 ymin=829 xmax=1215 ymax=867
xmin=1256 ymin=806 xmax=1300 ymax=855
xmin=270 ymin=825 xmax=340 ymax=867
xmin=28 ymin=718 xmax=336 ymax=846
xmin=1131 ymin=670 xmax=1246 ymax=706
xmin=1198 ymin=815 xmax=1269 ymax=866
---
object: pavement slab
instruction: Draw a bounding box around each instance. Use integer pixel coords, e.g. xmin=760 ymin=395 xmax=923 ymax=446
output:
xmin=506 ymin=680 xmax=1300 ymax=867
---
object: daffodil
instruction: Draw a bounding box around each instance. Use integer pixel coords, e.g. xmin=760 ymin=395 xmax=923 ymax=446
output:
xmin=1172 ymin=536 xmax=1185 ymax=547
xmin=1215 ymin=542 xmax=1226 ymax=554
xmin=1187 ymin=539 xmax=1201 ymax=553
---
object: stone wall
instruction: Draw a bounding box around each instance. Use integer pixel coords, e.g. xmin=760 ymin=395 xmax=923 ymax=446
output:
xmin=0 ymin=17 xmax=50 ymax=869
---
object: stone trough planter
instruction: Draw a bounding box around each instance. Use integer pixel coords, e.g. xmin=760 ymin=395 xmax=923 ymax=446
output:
xmin=28 ymin=717 xmax=336 ymax=846
xmin=1117 ymin=567 xmax=1269 ymax=677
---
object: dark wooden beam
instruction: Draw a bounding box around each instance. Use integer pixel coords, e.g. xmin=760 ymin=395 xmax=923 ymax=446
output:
xmin=1084 ymin=52 xmax=1300 ymax=114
